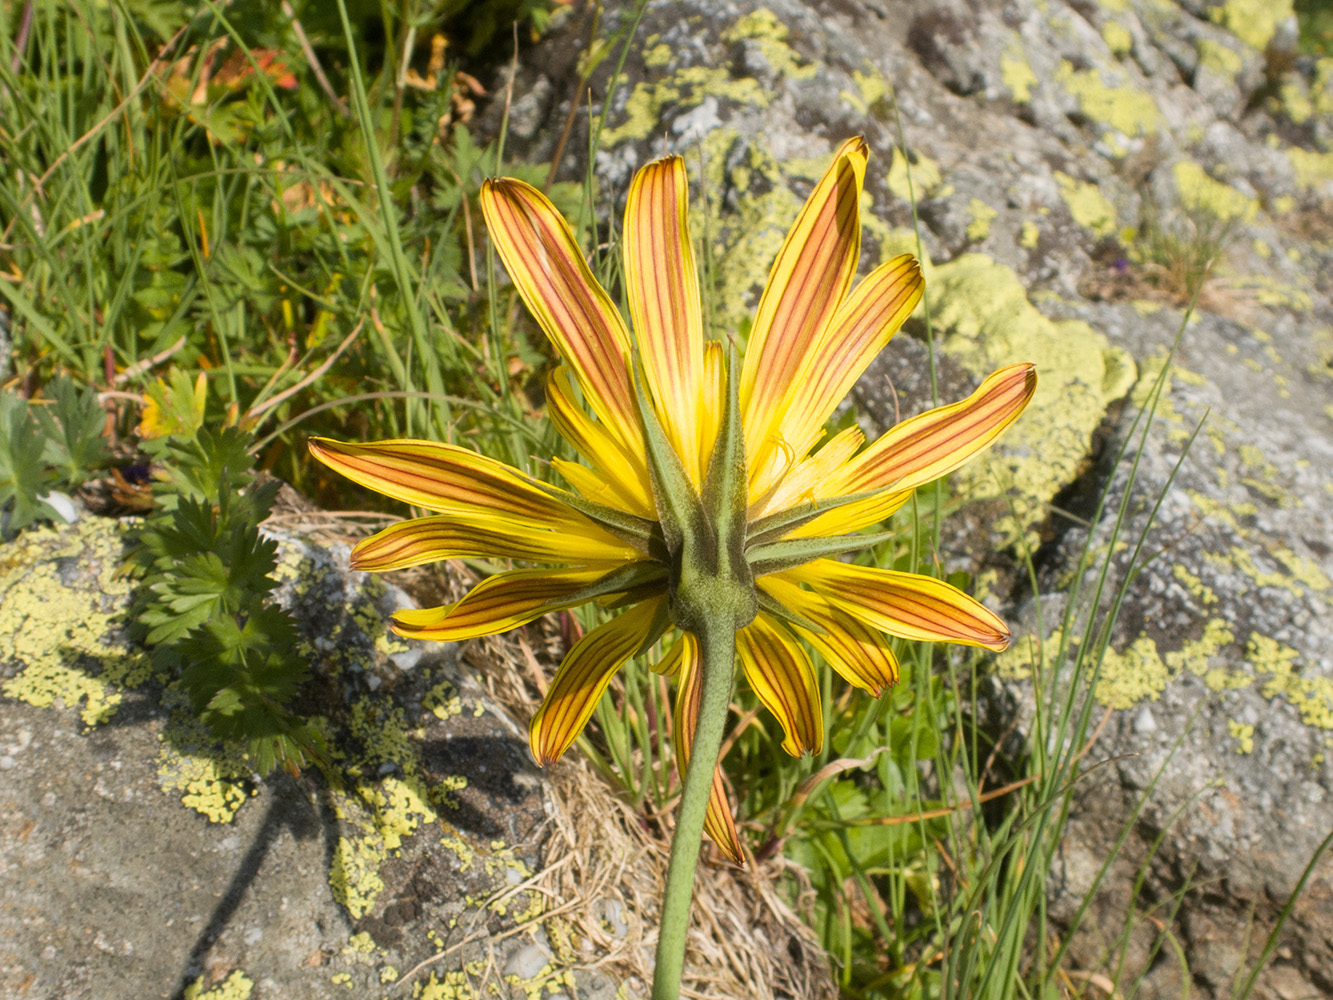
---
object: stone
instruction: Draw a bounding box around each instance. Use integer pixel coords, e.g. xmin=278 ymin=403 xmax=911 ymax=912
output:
xmin=0 ymin=518 xmax=832 ymax=998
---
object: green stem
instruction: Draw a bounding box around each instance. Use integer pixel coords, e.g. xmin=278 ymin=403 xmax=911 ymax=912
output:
xmin=652 ymin=620 xmax=735 ymax=1000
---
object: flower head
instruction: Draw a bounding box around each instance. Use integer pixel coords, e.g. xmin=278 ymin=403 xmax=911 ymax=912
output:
xmin=310 ymin=138 xmax=1036 ymax=864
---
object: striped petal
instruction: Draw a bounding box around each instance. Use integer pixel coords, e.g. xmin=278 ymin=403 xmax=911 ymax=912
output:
xmin=623 ymin=156 xmax=705 ymax=484
xmin=736 ymin=614 xmax=823 ymax=757
xmin=546 ymin=367 xmax=654 ymax=517
xmin=696 ymin=340 xmax=725 ymax=482
xmin=775 ymin=254 xmax=924 ymax=462
xmin=741 ymin=137 xmax=867 ymax=467
xmin=391 ymin=567 xmax=611 ymax=642
xmin=759 ymin=574 xmax=899 ymax=695
xmin=309 ymin=437 xmax=586 ymax=529
xmin=671 ymin=633 xmax=745 ymax=865
xmin=529 ymin=597 xmax=663 ymax=766
xmin=792 ymin=559 xmax=1010 ymax=651
xmin=480 ymin=178 xmax=638 ymax=446
xmin=350 ymin=513 xmax=639 ymax=571
xmin=825 ymin=363 xmax=1038 ymax=497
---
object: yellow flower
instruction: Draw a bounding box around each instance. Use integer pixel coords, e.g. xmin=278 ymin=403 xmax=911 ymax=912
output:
xmin=309 ymin=137 xmax=1036 ymax=865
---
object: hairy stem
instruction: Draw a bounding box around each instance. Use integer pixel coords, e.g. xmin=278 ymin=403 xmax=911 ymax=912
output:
xmin=652 ymin=620 xmax=735 ymax=1000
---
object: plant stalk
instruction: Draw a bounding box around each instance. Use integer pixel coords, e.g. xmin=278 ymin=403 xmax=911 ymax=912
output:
xmin=652 ymin=620 xmax=735 ymax=1000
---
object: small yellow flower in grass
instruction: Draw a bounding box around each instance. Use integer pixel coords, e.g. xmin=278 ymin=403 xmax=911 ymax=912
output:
xmin=310 ymin=137 xmax=1036 ymax=866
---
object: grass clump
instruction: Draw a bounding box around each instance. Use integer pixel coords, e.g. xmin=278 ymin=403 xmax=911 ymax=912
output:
xmin=0 ymin=0 xmax=564 ymax=771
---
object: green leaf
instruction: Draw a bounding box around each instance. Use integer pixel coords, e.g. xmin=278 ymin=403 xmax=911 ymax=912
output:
xmin=0 ymin=391 xmax=58 ymax=533
xmin=36 ymin=377 xmax=110 ymax=488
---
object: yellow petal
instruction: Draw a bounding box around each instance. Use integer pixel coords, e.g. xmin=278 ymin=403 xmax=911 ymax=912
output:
xmin=696 ymin=340 xmax=725 ymax=485
xmin=546 ymin=367 xmax=655 ymax=517
xmin=652 ymin=631 xmax=685 ymax=676
xmin=750 ymin=423 xmax=865 ymax=522
xmin=391 ymin=567 xmax=610 ymax=642
xmin=775 ymin=254 xmax=923 ymax=462
xmin=351 ymin=513 xmax=639 ymax=571
xmin=480 ymin=178 xmax=639 ymax=448
xmin=672 ymin=633 xmax=745 ymax=865
xmin=827 ymin=363 xmax=1038 ymax=497
xmin=736 ymin=614 xmax=823 ymax=756
xmin=759 ymin=574 xmax=899 ymax=695
xmin=309 ymin=437 xmax=584 ymax=528
xmin=623 ymin=157 xmax=705 ymax=484
xmin=741 ymin=137 xmax=867 ymax=467
xmin=784 ymin=487 xmax=912 ymax=540
xmin=529 ymin=597 xmax=663 ymax=765
xmin=792 ymin=559 xmax=1010 ymax=651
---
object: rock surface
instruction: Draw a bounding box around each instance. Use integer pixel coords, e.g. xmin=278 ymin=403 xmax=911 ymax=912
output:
xmin=0 ymin=518 xmax=832 ymax=999
xmin=490 ymin=0 xmax=1333 ymax=994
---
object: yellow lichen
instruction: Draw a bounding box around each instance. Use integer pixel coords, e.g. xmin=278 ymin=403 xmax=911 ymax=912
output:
xmin=1097 ymin=636 xmax=1170 ymax=709
xmin=966 ymin=199 xmax=998 ymax=241
xmin=183 ymin=971 xmax=254 ymax=1000
xmin=1209 ymin=0 xmax=1294 ymax=51
xmin=1288 ymin=147 xmax=1333 ymax=191
xmin=441 ymin=831 xmax=478 ymax=872
xmin=1172 ymin=565 xmax=1218 ymax=606
xmin=993 ymin=630 xmax=1070 ymax=681
xmin=1 ymin=519 xmax=152 ymax=726
xmin=1001 ymin=50 xmax=1039 ymax=103
xmin=886 ymin=147 xmax=944 ymax=203
xmin=1172 ymin=161 xmax=1258 ymax=222
xmin=155 ymin=724 xmax=252 ymax=824
xmin=1056 ymin=60 xmax=1161 ymax=136
xmin=1165 ymin=618 xmax=1234 ymax=676
xmin=424 ymin=678 xmax=463 ymax=720
xmin=643 ymin=43 xmax=671 ymax=69
xmin=720 ymin=9 xmax=817 ymax=81
xmin=849 ymin=69 xmax=889 ymax=113
xmin=1228 ymin=719 xmax=1255 ymax=754
xmin=1252 ymin=634 xmax=1333 ymax=730
xmin=1102 ymin=21 xmax=1132 ymax=55
xmin=329 ymin=834 xmax=386 ymax=919
xmin=1055 ymin=171 xmax=1118 ymax=236
xmin=1197 ymin=38 xmax=1245 ymax=76
xmin=1019 ymin=221 xmax=1040 ymax=248
xmin=415 ymin=969 xmax=478 ymax=1000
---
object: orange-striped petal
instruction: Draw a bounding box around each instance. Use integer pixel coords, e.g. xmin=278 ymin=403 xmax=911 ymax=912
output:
xmin=759 ymin=574 xmax=899 ymax=695
xmin=480 ymin=178 xmax=638 ymax=446
xmin=741 ymin=137 xmax=867 ymax=469
xmin=672 ymin=633 xmax=745 ymax=865
xmin=827 ymin=363 xmax=1038 ymax=497
xmin=529 ymin=597 xmax=663 ymax=765
xmin=736 ymin=614 xmax=823 ymax=756
xmin=391 ymin=567 xmax=611 ymax=641
xmin=623 ymin=156 xmax=705 ymax=483
xmin=546 ymin=367 xmax=654 ymax=517
xmin=791 ymin=559 xmax=1010 ymax=651
xmin=776 ymin=254 xmax=924 ymax=462
xmin=350 ymin=513 xmax=639 ymax=571
xmin=696 ymin=340 xmax=725 ymax=481
xmin=309 ymin=437 xmax=585 ymax=528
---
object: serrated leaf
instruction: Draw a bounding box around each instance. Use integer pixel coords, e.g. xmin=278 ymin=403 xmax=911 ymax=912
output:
xmin=139 ymin=369 xmax=207 ymax=443
xmin=36 ymin=377 xmax=110 ymax=487
xmin=0 ymin=390 xmax=58 ymax=533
